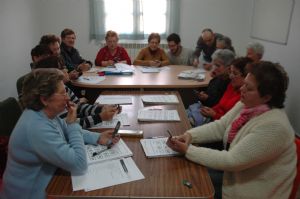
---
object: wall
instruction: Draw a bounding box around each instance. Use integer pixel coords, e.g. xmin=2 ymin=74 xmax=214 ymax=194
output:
xmin=249 ymin=0 xmax=300 ymax=133
xmin=0 ymin=0 xmax=41 ymax=100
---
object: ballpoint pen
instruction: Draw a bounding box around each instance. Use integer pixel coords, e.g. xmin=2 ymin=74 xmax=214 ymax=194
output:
xmin=167 ymin=130 xmax=172 ymax=138
xmin=92 ymin=148 xmax=108 ymax=157
xmin=120 ymin=159 xmax=128 ymax=173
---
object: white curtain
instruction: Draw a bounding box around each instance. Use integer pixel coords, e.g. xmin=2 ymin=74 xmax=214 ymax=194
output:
xmin=89 ymin=0 xmax=180 ymax=41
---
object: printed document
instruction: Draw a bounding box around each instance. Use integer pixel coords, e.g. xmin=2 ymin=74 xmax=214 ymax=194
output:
xmin=141 ymin=95 xmax=179 ymax=104
xmin=89 ymin=113 xmax=130 ymax=129
xmin=72 ymin=157 xmax=144 ymax=191
xmin=140 ymin=137 xmax=179 ymax=158
xmin=95 ymin=95 xmax=133 ymax=105
xmin=137 ymin=109 xmax=180 ymax=121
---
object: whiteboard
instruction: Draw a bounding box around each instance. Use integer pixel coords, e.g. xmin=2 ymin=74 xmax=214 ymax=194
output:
xmin=251 ymin=0 xmax=294 ymax=45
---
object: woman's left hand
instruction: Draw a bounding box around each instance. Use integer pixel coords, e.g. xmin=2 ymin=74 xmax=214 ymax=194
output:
xmin=200 ymin=107 xmax=216 ymax=117
xmin=66 ymin=101 xmax=77 ymax=124
xmin=98 ymin=129 xmax=120 ymax=146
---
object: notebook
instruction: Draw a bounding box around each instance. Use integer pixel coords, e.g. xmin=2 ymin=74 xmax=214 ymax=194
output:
xmin=140 ymin=137 xmax=179 ymax=158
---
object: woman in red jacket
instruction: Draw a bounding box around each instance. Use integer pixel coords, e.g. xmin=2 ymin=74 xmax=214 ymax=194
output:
xmin=199 ymin=57 xmax=253 ymax=124
xmin=95 ymin=30 xmax=131 ymax=66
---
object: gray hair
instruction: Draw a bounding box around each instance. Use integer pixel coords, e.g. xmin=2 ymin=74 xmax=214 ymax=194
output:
xmin=21 ymin=68 xmax=65 ymax=111
xmin=211 ymin=49 xmax=235 ymax=66
xmin=247 ymin=42 xmax=264 ymax=56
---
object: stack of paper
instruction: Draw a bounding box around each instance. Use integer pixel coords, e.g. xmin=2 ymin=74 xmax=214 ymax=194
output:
xmin=89 ymin=113 xmax=130 ymax=129
xmin=137 ymin=109 xmax=180 ymax=121
xmin=140 ymin=137 xmax=179 ymax=158
xmin=141 ymin=95 xmax=179 ymax=104
xmin=71 ymin=139 xmax=144 ymax=191
xmin=95 ymin=95 xmax=133 ymax=105
xmin=177 ymin=69 xmax=205 ymax=81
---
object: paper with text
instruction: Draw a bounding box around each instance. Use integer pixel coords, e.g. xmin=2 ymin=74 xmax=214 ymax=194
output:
xmin=141 ymin=95 xmax=179 ymax=104
xmin=140 ymin=137 xmax=179 ymax=158
xmin=89 ymin=113 xmax=130 ymax=129
xmin=77 ymin=76 xmax=105 ymax=84
xmin=72 ymin=157 xmax=144 ymax=191
xmin=137 ymin=109 xmax=180 ymax=121
xmin=85 ymin=139 xmax=133 ymax=165
xmin=96 ymin=95 xmax=133 ymax=105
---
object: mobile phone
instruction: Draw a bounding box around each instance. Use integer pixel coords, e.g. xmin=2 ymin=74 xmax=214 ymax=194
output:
xmin=112 ymin=121 xmax=121 ymax=138
xmin=107 ymin=121 xmax=121 ymax=149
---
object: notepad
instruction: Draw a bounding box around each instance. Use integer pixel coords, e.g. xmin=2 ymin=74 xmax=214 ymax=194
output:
xmin=85 ymin=139 xmax=133 ymax=165
xmin=72 ymin=157 xmax=144 ymax=191
xmin=141 ymin=95 xmax=179 ymax=104
xmin=177 ymin=69 xmax=205 ymax=81
xmin=77 ymin=76 xmax=105 ymax=84
xmin=89 ymin=113 xmax=130 ymax=129
xmin=140 ymin=66 xmax=160 ymax=73
xmin=140 ymin=137 xmax=179 ymax=158
xmin=137 ymin=109 xmax=180 ymax=121
xmin=95 ymin=95 xmax=133 ymax=105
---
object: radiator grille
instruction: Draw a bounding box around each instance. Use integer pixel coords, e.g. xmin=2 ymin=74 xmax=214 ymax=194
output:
xmin=100 ymin=42 xmax=168 ymax=61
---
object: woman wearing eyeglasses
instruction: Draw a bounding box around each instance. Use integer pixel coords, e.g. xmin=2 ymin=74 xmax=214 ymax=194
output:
xmin=0 ymin=69 xmax=120 ymax=199
xmin=167 ymin=61 xmax=296 ymax=199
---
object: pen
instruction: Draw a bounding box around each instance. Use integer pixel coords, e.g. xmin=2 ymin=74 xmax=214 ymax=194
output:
xmin=83 ymin=77 xmax=90 ymax=80
xmin=167 ymin=130 xmax=172 ymax=138
xmin=120 ymin=159 xmax=128 ymax=173
xmin=146 ymin=136 xmax=165 ymax=139
xmin=92 ymin=148 xmax=108 ymax=157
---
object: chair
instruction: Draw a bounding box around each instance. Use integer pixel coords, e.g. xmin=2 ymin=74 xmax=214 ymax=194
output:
xmin=0 ymin=97 xmax=22 ymax=178
xmin=289 ymin=136 xmax=300 ymax=199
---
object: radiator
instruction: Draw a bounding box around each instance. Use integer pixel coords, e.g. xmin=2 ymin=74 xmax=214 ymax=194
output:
xmin=100 ymin=42 xmax=168 ymax=61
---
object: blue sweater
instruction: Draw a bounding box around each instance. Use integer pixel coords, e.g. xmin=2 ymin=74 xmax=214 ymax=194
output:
xmin=0 ymin=109 xmax=100 ymax=199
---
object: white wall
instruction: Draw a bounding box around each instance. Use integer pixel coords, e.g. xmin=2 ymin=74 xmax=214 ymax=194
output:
xmin=0 ymin=0 xmax=299 ymax=132
xmin=249 ymin=0 xmax=300 ymax=133
xmin=180 ymin=0 xmax=252 ymax=56
xmin=0 ymin=0 xmax=40 ymax=100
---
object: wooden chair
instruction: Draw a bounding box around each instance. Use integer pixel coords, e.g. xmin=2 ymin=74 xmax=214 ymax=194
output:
xmin=289 ymin=136 xmax=300 ymax=199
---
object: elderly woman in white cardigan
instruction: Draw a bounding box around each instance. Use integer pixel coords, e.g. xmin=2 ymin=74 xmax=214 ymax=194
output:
xmin=167 ymin=61 xmax=296 ymax=199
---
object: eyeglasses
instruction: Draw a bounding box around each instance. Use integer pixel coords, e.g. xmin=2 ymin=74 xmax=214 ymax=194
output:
xmin=53 ymin=92 xmax=68 ymax=97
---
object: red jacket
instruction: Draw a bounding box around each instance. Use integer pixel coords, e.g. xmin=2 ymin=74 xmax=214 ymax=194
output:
xmin=95 ymin=46 xmax=131 ymax=66
xmin=212 ymin=83 xmax=240 ymax=120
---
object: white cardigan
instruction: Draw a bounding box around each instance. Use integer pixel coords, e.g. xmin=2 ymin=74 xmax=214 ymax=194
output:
xmin=186 ymin=101 xmax=296 ymax=199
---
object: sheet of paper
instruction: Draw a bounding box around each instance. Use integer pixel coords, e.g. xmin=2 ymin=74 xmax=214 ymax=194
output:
xmin=95 ymin=95 xmax=133 ymax=105
xmin=85 ymin=139 xmax=133 ymax=165
xmin=72 ymin=157 xmax=144 ymax=191
xmin=140 ymin=137 xmax=179 ymax=158
xmin=77 ymin=76 xmax=105 ymax=84
xmin=137 ymin=109 xmax=180 ymax=121
xmin=89 ymin=113 xmax=130 ymax=129
xmin=141 ymin=95 xmax=179 ymax=104
xmin=139 ymin=66 xmax=160 ymax=73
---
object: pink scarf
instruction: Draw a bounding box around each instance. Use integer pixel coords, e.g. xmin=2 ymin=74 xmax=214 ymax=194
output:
xmin=227 ymin=104 xmax=270 ymax=144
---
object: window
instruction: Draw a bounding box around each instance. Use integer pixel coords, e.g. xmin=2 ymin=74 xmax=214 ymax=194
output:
xmin=90 ymin=0 xmax=180 ymax=41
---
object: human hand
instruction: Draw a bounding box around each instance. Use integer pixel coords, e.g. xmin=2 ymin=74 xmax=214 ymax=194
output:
xmin=68 ymin=70 xmax=80 ymax=80
xmin=200 ymin=106 xmax=216 ymax=117
xmin=100 ymin=105 xmax=119 ymax=121
xmin=166 ymin=134 xmax=191 ymax=154
xmin=198 ymin=91 xmax=208 ymax=101
xmin=203 ymin=63 xmax=213 ymax=71
xmin=105 ymin=60 xmax=115 ymax=66
xmin=149 ymin=60 xmax=161 ymax=67
xmin=193 ymin=59 xmax=199 ymax=67
xmin=79 ymin=97 xmax=88 ymax=104
xmin=97 ymin=129 xmax=120 ymax=146
xmin=78 ymin=62 xmax=91 ymax=72
xmin=65 ymin=101 xmax=78 ymax=124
